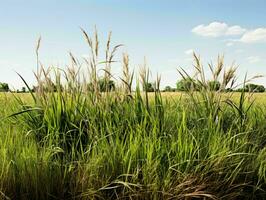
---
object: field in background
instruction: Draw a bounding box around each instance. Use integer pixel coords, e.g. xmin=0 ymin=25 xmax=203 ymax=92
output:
xmin=3 ymin=91 xmax=266 ymax=102
xmin=1 ymin=88 xmax=266 ymax=199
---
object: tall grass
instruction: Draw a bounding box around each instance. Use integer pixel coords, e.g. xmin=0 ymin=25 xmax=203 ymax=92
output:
xmin=0 ymin=29 xmax=266 ymax=199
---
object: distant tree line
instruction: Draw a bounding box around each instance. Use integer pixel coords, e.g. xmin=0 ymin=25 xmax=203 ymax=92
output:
xmin=0 ymin=79 xmax=265 ymax=93
xmin=87 ymin=78 xmax=116 ymax=92
xmin=0 ymin=82 xmax=30 ymax=93
xmin=235 ymin=83 xmax=265 ymax=93
xmin=162 ymin=79 xmax=265 ymax=93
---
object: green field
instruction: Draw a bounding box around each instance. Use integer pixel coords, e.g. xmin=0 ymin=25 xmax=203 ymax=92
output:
xmin=1 ymin=32 xmax=266 ymax=200
xmin=1 ymin=88 xmax=266 ymax=199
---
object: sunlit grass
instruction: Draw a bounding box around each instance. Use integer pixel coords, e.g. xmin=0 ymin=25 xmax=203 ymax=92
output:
xmin=0 ymin=29 xmax=266 ymax=199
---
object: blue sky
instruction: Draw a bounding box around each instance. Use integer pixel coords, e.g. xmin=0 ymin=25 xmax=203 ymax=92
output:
xmin=1 ymin=0 xmax=266 ymax=89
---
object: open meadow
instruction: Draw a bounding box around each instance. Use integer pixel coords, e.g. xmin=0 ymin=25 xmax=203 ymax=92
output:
xmin=1 ymin=2 xmax=266 ymax=197
xmin=1 ymin=66 xmax=266 ymax=199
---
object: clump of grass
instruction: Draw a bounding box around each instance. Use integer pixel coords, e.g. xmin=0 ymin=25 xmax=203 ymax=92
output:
xmin=1 ymin=29 xmax=266 ymax=199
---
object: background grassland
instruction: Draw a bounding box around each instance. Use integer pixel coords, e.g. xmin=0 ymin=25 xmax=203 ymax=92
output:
xmin=1 ymin=91 xmax=266 ymax=200
xmin=1 ymin=29 xmax=266 ymax=200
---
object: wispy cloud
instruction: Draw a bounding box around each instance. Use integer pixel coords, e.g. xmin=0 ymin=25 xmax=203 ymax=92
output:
xmin=192 ymin=22 xmax=246 ymax=37
xmin=247 ymin=56 xmax=261 ymax=63
xmin=184 ymin=49 xmax=194 ymax=55
xmin=239 ymin=28 xmax=266 ymax=43
xmin=226 ymin=42 xmax=234 ymax=47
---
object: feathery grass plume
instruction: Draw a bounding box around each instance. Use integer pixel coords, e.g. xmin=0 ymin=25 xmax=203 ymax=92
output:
xmin=103 ymin=31 xmax=123 ymax=92
xmin=81 ymin=27 xmax=99 ymax=97
xmin=94 ymin=26 xmax=99 ymax=58
xmin=36 ymin=36 xmax=41 ymax=73
xmin=105 ymin=31 xmax=112 ymax=80
xmin=104 ymin=43 xmax=124 ymax=83
xmin=139 ymin=58 xmax=151 ymax=111
xmin=215 ymin=54 xmax=224 ymax=80
xmin=68 ymin=52 xmax=82 ymax=92
xmin=222 ymin=63 xmax=237 ymax=88
xmin=178 ymin=53 xmax=239 ymax=122
xmin=224 ymin=73 xmax=264 ymax=131
xmin=193 ymin=52 xmax=206 ymax=85
xmin=139 ymin=57 xmax=149 ymax=89
xmin=121 ymin=53 xmax=134 ymax=95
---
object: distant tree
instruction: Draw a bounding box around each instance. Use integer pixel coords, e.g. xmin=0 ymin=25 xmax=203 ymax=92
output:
xmin=225 ymin=88 xmax=233 ymax=92
xmin=235 ymin=84 xmax=265 ymax=93
xmin=176 ymin=78 xmax=198 ymax=91
xmin=143 ymin=82 xmax=154 ymax=92
xmin=208 ymin=80 xmax=221 ymax=91
xmin=244 ymin=84 xmax=265 ymax=93
xmin=0 ymin=82 xmax=9 ymax=92
xmin=98 ymin=78 xmax=115 ymax=92
xmin=164 ymin=86 xmax=173 ymax=92
xmin=87 ymin=78 xmax=116 ymax=92
xmin=31 ymin=82 xmax=63 ymax=93
xmin=21 ymin=87 xmax=26 ymax=93
xmin=235 ymin=88 xmax=244 ymax=92
xmin=256 ymin=85 xmax=265 ymax=92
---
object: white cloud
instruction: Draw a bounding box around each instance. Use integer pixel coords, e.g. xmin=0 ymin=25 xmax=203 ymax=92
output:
xmin=226 ymin=25 xmax=246 ymax=35
xmin=247 ymin=56 xmax=261 ymax=63
xmin=192 ymin=21 xmax=266 ymax=45
xmin=184 ymin=49 xmax=194 ymax=55
xmin=226 ymin=42 xmax=234 ymax=47
xmin=239 ymin=28 xmax=266 ymax=43
xmin=192 ymin=22 xmax=246 ymax=38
